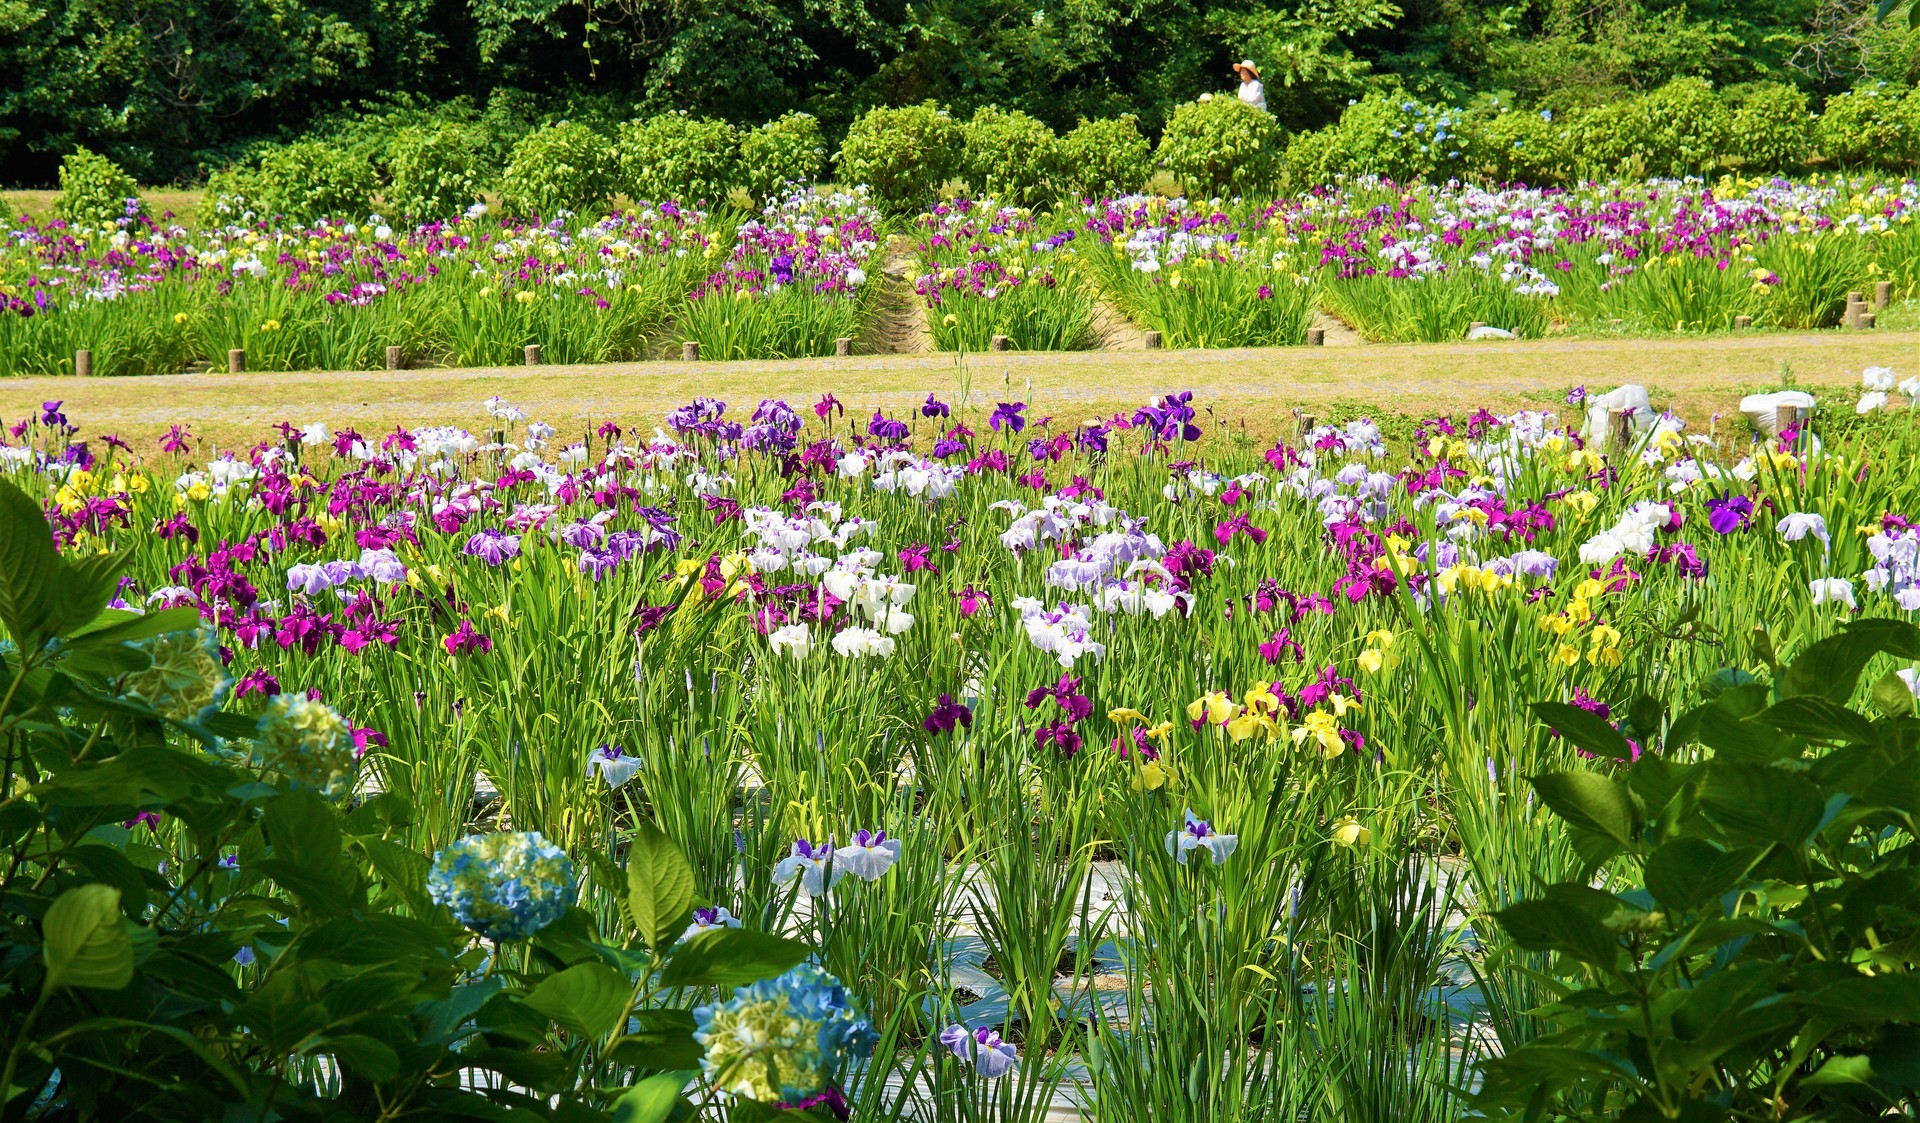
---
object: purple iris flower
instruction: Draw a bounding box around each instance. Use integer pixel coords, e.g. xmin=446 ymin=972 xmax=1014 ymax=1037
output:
xmin=868 ymin=411 xmax=910 ymax=441
xmin=922 ymin=694 xmax=973 ymax=734
xmin=1706 ymin=495 xmax=1753 ymax=535
xmin=989 ymin=402 xmax=1027 ymax=433
xmin=922 ymin=394 xmax=951 ymax=419
xmin=938 ymin=1023 xmax=1019 ymax=1078
xmin=462 ymin=529 xmax=522 ymax=566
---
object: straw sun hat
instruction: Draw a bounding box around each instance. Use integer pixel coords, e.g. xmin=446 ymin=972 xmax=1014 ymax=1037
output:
xmin=1232 ymin=59 xmax=1260 ymax=79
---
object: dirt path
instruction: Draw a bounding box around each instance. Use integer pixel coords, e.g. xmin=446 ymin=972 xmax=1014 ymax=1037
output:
xmin=1090 ymin=297 xmax=1146 ymax=351
xmin=862 ymin=239 xmax=935 ymax=355
xmin=8 ymin=329 xmax=1910 ymax=448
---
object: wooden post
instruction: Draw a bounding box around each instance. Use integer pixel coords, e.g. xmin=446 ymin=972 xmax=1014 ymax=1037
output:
xmin=385 ymin=345 xmax=403 ymax=371
xmin=1846 ymin=291 xmax=1865 ymax=329
xmin=1609 ymin=408 xmax=1634 ymax=450
xmin=1306 ymin=327 xmax=1326 ymax=346
xmin=1142 ymin=330 xmax=1163 ymax=350
xmin=1862 ymin=311 xmax=1877 ymax=329
xmin=989 ymin=334 xmax=1010 ymax=352
xmin=228 ymin=348 xmax=245 ymax=374
xmin=1776 ymin=404 xmax=1801 ymax=442
xmin=1298 ymin=413 xmax=1317 ymax=440
xmin=1874 ymin=281 xmax=1892 ymax=309
xmin=681 ymin=340 xmax=700 ymax=362
xmin=835 ymin=337 xmax=852 ymax=357
xmin=524 ymin=343 xmax=541 ymax=365
xmin=74 ymin=349 xmax=91 ymax=378
xmin=1733 ymin=315 xmax=1752 ymax=329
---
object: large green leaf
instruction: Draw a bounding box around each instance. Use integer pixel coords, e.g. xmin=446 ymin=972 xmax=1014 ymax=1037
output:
xmin=1532 ymin=702 xmax=1635 ymax=761
xmin=1699 ymin=765 xmax=1823 ymax=848
xmin=1530 ymin=770 xmax=1641 ymax=846
xmin=1493 ymin=897 xmax=1623 ymax=968
xmin=626 ymin=821 xmax=695 ymax=952
xmin=610 ymin=1071 xmax=695 ymax=1123
xmin=0 ymin=477 xmax=60 ymax=650
xmin=523 ymin=962 xmax=632 ymax=1040
xmin=42 ymin=883 xmax=135 ymax=991
xmin=660 ymin=928 xmax=811 ymax=989
xmin=1644 ymin=838 xmax=1754 ymax=911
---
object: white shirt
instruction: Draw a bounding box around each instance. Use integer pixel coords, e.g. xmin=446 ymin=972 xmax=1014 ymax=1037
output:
xmin=1238 ymin=79 xmax=1267 ymax=112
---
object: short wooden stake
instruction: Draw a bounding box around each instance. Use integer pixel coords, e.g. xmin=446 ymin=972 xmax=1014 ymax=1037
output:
xmin=1142 ymin=330 xmax=1163 ymax=350
xmin=681 ymin=340 xmax=700 ymax=362
xmin=1610 ymin=408 xmax=1634 ymax=450
xmin=1874 ymin=281 xmax=1892 ymax=309
xmin=1862 ymin=311 xmax=1877 ymax=329
xmin=524 ymin=344 xmax=541 ymax=365
xmin=228 ymin=348 xmax=245 ymax=374
xmin=1733 ymin=315 xmax=1752 ymax=329
xmin=989 ymin=334 xmax=1010 ymax=352
xmin=1298 ymin=413 xmax=1317 ymax=439
xmin=1776 ymin=404 xmax=1801 ymax=438
xmin=385 ymin=345 xmax=403 ymax=371
xmin=74 ymin=349 xmax=92 ymax=378
xmin=1306 ymin=327 xmax=1326 ymax=346
xmin=835 ymin=337 xmax=852 ymax=357
xmin=1846 ymin=300 xmax=1866 ymax=329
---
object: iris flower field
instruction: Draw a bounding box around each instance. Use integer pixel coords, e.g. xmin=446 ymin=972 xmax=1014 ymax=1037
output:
xmin=2 ymin=177 xmax=1920 ymax=1123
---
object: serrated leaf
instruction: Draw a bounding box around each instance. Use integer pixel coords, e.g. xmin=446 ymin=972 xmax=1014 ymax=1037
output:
xmin=610 ymin=1071 xmax=694 ymax=1123
xmin=626 ymin=821 xmax=695 ymax=952
xmin=523 ymin=962 xmax=631 ymax=1040
xmin=0 ymin=477 xmax=60 ymax=650
xmin=42 ymin=883 xmax=135 ymax=991
xmin=1699 ymin=763 xmax=1823 ymax=847
xmin=1871 ymin=670 xmax=1916 ymax=719
xmin=1530 ymin=770 xmax=1641 ymax=846
xmin=1532 ymin=702 xmax=1635 ymax=761
xmin=660 ymin=928 xmax=811 ymax=989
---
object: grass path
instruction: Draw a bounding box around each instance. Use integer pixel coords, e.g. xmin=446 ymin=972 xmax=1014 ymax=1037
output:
xmin=3 ymin=329 xmax=1911 ymax=446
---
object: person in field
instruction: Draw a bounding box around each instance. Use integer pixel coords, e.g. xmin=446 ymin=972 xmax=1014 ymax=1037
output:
xmin=1232 ymin=60 xmax=1267 ymax=112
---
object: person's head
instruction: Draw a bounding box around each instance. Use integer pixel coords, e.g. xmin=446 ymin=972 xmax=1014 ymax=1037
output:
xmin=1233 ymin=60 xmax=1260 ymax=83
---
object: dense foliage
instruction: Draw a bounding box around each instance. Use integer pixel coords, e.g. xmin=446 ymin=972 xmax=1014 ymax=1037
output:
xmin=5 ymin=0 xmax=1920 ymax=187
xmin=0 ymin=478 xmax=853 ymax=1121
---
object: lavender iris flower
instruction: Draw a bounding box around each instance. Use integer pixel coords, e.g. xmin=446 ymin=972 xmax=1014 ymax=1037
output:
xmin=938 ymin=1023 xmax=1019 ymax=1078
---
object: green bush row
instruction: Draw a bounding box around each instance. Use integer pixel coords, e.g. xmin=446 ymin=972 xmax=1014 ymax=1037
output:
xmin=1289 ymin=78 xmax=1920 ymax=187
xmin=46 ymin=78 xmax=1920 ymax=226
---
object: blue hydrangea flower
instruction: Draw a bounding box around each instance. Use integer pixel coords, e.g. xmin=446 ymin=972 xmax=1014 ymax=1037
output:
xmin=120 ymin=626 xmax=231 ymax=722
xmin=693 ymin=964 xmax=875 ymax=1102
xmin=252 ymin=694 xmax=358 ymax=798
xmin=427 ymin=831 xmax=576 ymax=942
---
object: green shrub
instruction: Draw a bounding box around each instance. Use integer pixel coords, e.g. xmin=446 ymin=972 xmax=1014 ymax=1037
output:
xmin=740 ymin=112 xmax=828 ymax=205
xmin=1571 ymin=77 xmax=1733 ymax=178
xmin=1475 ymin=107 xmax=1573 ymax=185
xmin=0 ymin=194 xmax=12 ymax=225
xmin=247 ymin=140 xmax=376 ymax=224
xmin=1281 ymin=94 xmax=1476 ymax=186
xmin=617 ymin=112 xmax=740 ymax=205
xmin=385 ymin=123 xmax=488 ymax=220
xmin=958 ymin=106 xmax=1059 ymax=208
xmin=834 ymin=102 xmax=963 ymax=214
xmin=1816 ymin=83 xmax=1920 ymax=168
xmin=52 ymin=147 xmax=143 ymax=227
xmin=1057 ymin=115 xmax=1153 ymax=199
xmin=1725 ymin=82 xmax=1812 ymax=173
xmin=1155 ymin=97 xmax=1285 ymax=199
xmin=498 ymin=121 xmax=617 ymax=217
xmin=1478 ymin=620 xmax=1920 ymax=1122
